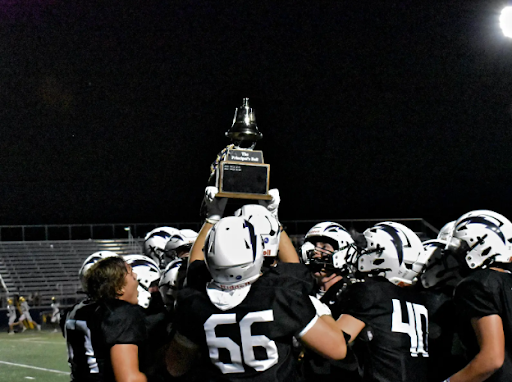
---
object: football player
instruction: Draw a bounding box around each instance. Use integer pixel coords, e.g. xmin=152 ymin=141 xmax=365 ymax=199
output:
xmin=63 ymin=251 xmax=119 ymax=379
xmin=335 ymin=221 xmax=431 ymax=382
xmin=165 ymin=216 xmax=348 ymax=381
xmin=18 ymin=296 xmax=41 ymax=331
xmin=143 ymin=227 xmax=178 ymax=269
xmin=124 ymin=254 xmax=169 ymax=382
xmin=300 ymin=221 xmax=362 ymax=382
xmin=65 ymin=255 xmax=149 ymax=382
xmin=301 ymin=221 xmax=359 ymax=301
xmin=159 ymin=258 xmax=183 ymax=314
xmin=50 ymin=296 xmax=61 ymax=332
xmin=163 ymin=229 xmax=198 ymax=262
xmin=158 ymin=228 xmax=199 ymax=308
xmin=444 ymin=209 xmax=512 ymax=382
xmin=418 ymin=239 xmax=466 ymax=382
xmin=7 ymin=298 xmax=19 ymax=334
xmin=187 ymin=187 xmax=318 ymax=304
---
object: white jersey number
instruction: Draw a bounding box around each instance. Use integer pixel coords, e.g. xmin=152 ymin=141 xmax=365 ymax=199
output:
xmin=204 ymin=309 xmax=278 ymax=374
xmin=391 ymin=299 xmax=429 ymax=357
xmin=65 ymin=319 xmax=99 ymax=373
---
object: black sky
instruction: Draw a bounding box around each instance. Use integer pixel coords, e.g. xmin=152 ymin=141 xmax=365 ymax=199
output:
xmin=1 ymin=1 xmax=512 ymax=229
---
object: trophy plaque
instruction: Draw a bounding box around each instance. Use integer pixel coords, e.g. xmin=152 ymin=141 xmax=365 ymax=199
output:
xmin=212 ymin=98 xmax=272 ymax=200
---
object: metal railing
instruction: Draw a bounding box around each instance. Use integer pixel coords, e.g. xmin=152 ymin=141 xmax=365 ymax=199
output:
xmin=0 ymin=218 xmax=438 ymax=242
xmin=0 ymin=222 xmax=202 ymax=241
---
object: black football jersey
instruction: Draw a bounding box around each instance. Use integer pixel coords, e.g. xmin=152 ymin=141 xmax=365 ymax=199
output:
xmin=453 ymin=262 xmax=512 ymax=382
xmin=174 ymin=273 xmax=317 ymax=382
xmin=186 ymin=260 xmax=315 ymax=295
xmin=264 ymin=262 xmax=317 ymax=297
xmin=419 ymin=287 xmax=467 ymax=382
xmin=64 ymin=299 xmax=148 ymax=382
xmin=186 ymin=259 xmax=213 ymax=291
xmin=342 ymin=276 xmax=429 ymax=382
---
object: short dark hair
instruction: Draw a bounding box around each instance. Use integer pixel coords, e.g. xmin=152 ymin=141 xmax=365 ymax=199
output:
xmin=85 ymin=256 xmax=127 ymax=301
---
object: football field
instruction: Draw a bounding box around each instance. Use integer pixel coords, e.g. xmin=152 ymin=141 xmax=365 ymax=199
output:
xmin=0 ymin=330 xmax=69 ymax=382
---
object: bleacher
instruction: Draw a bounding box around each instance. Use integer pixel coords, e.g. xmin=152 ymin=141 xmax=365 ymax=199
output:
xmin=0 ymin=239 xmax=143 ymax=307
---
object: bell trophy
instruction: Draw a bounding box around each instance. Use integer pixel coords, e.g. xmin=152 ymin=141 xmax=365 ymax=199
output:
xmin=209 ymin=98 xmax=271 ymax=200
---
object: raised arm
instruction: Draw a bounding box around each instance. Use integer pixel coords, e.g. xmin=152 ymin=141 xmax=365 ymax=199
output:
xmin=257 ymin=189 xmax=300 ymax=263
xmin=190 ymin=187 xmax=227 ymax=264
xmin=277 ymin=229 xmax=300 ymax=263
xmin=188 ymin=222 xmax=213 ymax=264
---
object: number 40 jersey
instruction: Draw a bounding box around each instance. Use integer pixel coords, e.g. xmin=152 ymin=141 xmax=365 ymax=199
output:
xmin=341 ymin=276 xmax=429 ymax=382
xmin=173 ymin=273 xmax=318 ymax=382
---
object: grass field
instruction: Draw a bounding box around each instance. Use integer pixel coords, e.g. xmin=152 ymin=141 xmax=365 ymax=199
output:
xmin=0 ymin=330 xmax=69 ymax=382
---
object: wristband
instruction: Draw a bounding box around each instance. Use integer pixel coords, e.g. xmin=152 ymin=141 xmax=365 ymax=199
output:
xmin=309 ymin=296 xmax=332 ymax=317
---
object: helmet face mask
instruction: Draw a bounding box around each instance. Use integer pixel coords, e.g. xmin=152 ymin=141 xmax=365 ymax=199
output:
xmin=159 ymin=258 xmax=183 ymax=311
xmin=204 ymin=217 xmax=264 ymax=288
xmin=358 ymin=222 xmax=425 ymax=286
xmin=144 ymin=231 xmax=173 ymax=269
xmin=302 ymin=241 xmax=358 ymax=274
xmin=163 ymin=229 xmax=198 ymax=264
xmin=303 ymin=222 xmax=357 ymax=274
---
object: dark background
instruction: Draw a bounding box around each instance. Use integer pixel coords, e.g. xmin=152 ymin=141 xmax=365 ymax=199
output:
xmin=1 ymin=1 xmax=512 ymax=229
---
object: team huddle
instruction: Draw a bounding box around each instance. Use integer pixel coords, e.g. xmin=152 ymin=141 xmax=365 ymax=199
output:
xmin=61 ymin=187 xmax=512 ymax=382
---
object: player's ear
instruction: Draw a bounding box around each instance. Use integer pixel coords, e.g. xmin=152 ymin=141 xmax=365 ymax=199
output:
xmin=117 ymin=282 xmax=126 ymax=298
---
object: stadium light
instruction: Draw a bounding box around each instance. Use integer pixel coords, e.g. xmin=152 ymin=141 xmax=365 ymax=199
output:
xmin=500 ymin=5 xmax=512 ymax=37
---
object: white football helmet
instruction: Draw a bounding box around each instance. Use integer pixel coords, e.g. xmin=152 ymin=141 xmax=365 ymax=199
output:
xmin=420 ymin=239 xmax=462 ymax=289
xmin=204 ymin=216 xmax=264 ymax=288
xmin=123 ymin=254 xmax=161 ymax=309
xmin=303 ymin=222 xmax=357 ymax=272
xmin=159 ymin=258 xmax=183 ymax=310
xmin=79 ymin=251 xmax=119 ymax=292
xmin=234 ymin=204 xmax=281 ymax=257
xmin=164 ymin=229 xmax=198 ymax=262
xmin=144 ymin=230 xmax=175 ymax=269
xmin=358 ymin=222 xmax=425 ymax=286
xmin=437 ymin=221 xmax=455 ymax=242
xmin=144 ymin=226 xmax=179 ymax=241
xmin=449 ymin=210 xmax=512 ymax=269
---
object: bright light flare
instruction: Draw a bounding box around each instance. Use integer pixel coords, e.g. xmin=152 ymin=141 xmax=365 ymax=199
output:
xmin=500 ymin=6 xmax=512 ymax=37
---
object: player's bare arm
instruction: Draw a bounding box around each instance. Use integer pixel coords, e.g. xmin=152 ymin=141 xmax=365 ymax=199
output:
xmin=446 ymin=315 xmax=505 ymax=382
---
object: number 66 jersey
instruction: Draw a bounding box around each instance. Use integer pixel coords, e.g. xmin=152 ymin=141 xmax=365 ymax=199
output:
xmin=341 ymin=276 xmax=429 ymax=382
xmin=173 ymin=273 xmax=317 ymax=382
